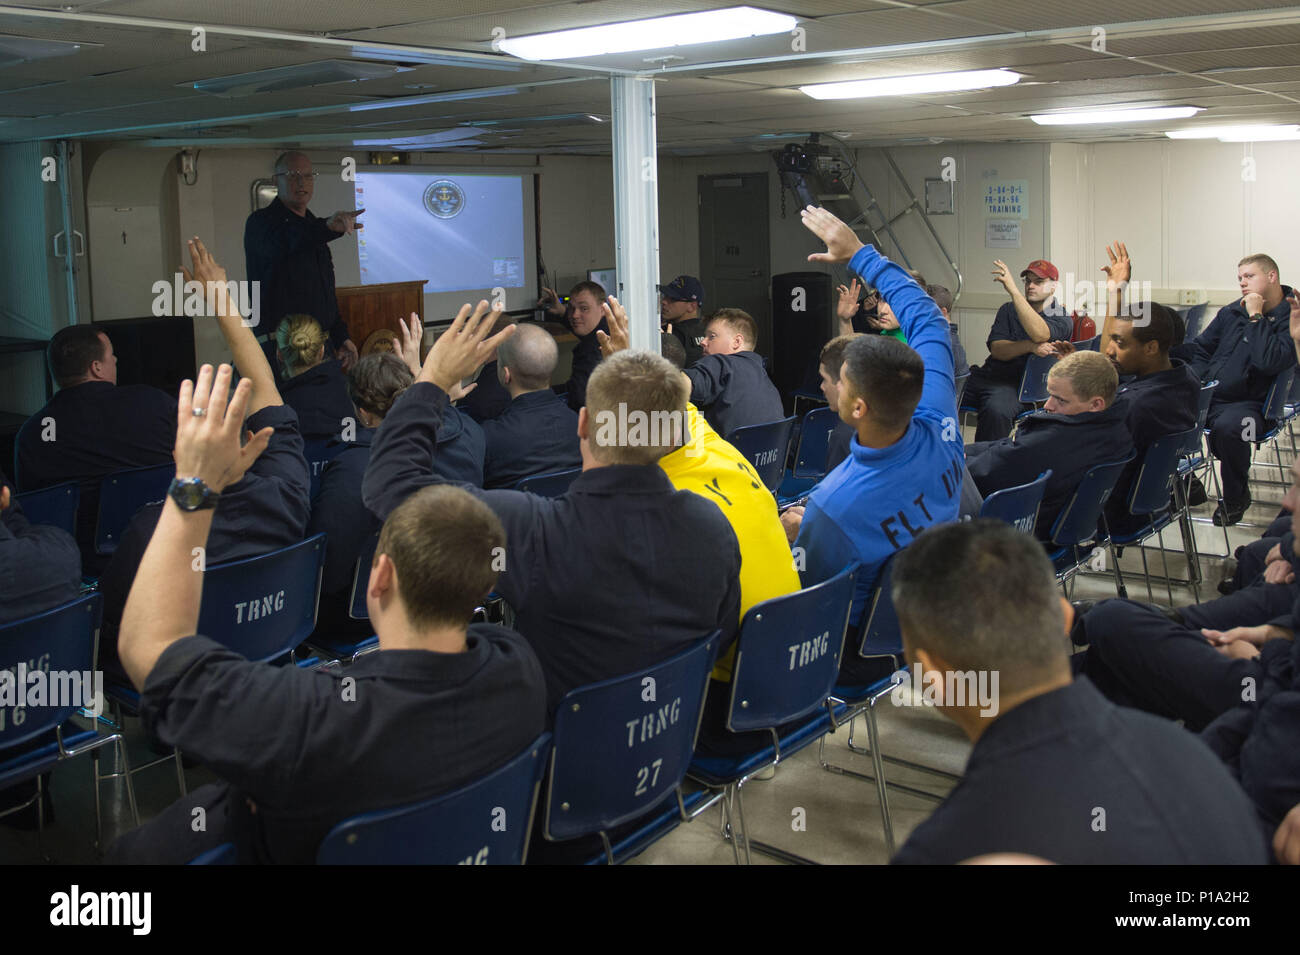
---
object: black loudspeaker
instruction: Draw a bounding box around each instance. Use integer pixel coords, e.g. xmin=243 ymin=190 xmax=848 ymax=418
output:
xmin=95 ymin=316 xmax=196 ymax=395
xmin=771 ymin=271 xmax=833 ymax=410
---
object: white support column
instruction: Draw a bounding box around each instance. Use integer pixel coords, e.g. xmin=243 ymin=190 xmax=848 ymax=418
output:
xmin=610 ymin=75 xmax=661 ymax=354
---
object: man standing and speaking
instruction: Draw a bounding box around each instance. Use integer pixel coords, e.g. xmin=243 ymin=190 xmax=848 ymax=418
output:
xmin=245 ymin=151 xmax=364 ymax=371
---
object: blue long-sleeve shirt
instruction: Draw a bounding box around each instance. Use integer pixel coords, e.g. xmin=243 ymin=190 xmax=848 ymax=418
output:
xmin=794 ymin=245 xmax=965 ymax=625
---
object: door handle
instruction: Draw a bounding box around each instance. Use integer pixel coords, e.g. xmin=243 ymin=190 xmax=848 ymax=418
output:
xmin=72 ymin=230 xmax=85 ymax=256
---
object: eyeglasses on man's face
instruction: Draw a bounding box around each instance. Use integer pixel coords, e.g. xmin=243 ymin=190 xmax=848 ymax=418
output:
xmin=277 ymin=171 xmax=318 ymax=183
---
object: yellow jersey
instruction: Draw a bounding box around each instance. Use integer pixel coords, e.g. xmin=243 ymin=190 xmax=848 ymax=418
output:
xmin=659 ymin=404 xmax=801 ymax=680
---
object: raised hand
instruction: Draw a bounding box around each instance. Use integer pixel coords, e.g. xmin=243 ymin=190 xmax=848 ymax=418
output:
xmin=420 ymin=301 xmax=515 ymax=393
xmin=991 ymin=260 xmax=1016 ymax=292
xmin=537 ymin=286 xmax=565 ymax=316
xmin=327 ymin=209 xmax=364 ymax=235
xmin=1101 ymin=241 xmax=1131 ymax=288
xmin=595 ymin=296 xmax=630 ymax=358
xmin=447 ymin=380 xmax=478 ymax=403
xmin=802 ymin=207 xmax=865 ymax=264
xmin=180 ymin=236 xmax=240 ymax=322
xmin=836 ymin=278 xmax=863 ymax=322
xmin=181 ymin=236 xmax=228 ymax=287
xmin=175 ymin=364 xmax=273 ymax=492
xmin=397 ymin=312 xmax=424 ymax=375
xmin=1289 ymin=290 xmax=1300 ymax=343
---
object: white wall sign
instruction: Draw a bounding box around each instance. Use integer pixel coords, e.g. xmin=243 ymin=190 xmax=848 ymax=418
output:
xmin=986 ymin=219 xmax=1021 ymax=249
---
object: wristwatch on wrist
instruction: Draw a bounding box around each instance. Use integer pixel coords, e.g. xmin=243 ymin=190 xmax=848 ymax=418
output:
xmin=168 ymin=476 xmax=220 ymax=512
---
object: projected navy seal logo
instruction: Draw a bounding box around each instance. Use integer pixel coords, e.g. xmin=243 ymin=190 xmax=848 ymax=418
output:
xmin=423 ymin=179 xmax=465 ymax=219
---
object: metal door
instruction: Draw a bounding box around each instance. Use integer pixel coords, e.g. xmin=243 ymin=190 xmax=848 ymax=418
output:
xmin=698 ymin=174 xmax=771 ymax=360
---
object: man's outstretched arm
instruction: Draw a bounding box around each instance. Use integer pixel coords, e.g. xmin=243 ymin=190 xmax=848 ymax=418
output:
xmin=184 ymin=237 xmax=282 ymax=414
xmin=119 ymin=366 xmax=273 ymax=690
xmin=991 ymin=259 xmax=1052 ymax=343
xmin=799 ymin=205 xmax=954 ymax=420
xmin=362 ymin=302 xmax=515 ymax=521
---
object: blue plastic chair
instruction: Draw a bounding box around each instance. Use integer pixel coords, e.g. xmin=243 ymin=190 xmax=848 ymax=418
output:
xmin=13 ymin=481 xmax=79 ymax=538
xmin=777 ymin=406 xmax=841 ymax=504
xmin=0 ymin=593 xmax=138 ymax=853
xmin=318 ymin=733 xmax=552 ymax=865
xmin=977 ymin=470 xmax=1051 ymax=535
xmin=1278 ymin=373 xmax=1300 ymax=472
xmin=303 ymin=439 xmax=347 ymax=501
xmin=1016 ymin=351 xmax=1059 ymax=414
xmin=725 ymin=415 xmax=797 ymax=493
xmin=856 ymin=557 xmax=905 ymax=664
xmin=1253 ymin=367 xmax=1296 ymax=479
xmin=958 ymin=376 xmax=979 ymax=427
xmin=308 ymin=531 xmax=381 ymax=662
xmin=1182 ymin=303 xmax=1208 ymax=341
xmin=1076 ymin=335 xmax=1102 ymax=352
xmin=188 ymin=843 xmax=237 ymax=865
xmin=94 ymin=462 xmax=175 ymax=555
xmin=1180 ymin=380 xmax=1225 ymax=557
xmin=791 ymin=386 xmax=827 ymax=419
xmin=954 ymin=372 xmax=970 ymax=407
xmin=687 ymin=565 xmax=857 ymax=864
xmin=516 ymin=467 xmax=582 ymax=497
xmin=1107 ymin=429 xmax=1200 ymax=604
xmin=541 ymin=633 xmax=718 ymax=864
xmin=1183 ymin=380 xmax=1218 ymax=462
xmin=348 ymin=531 xmax=380 ymax=621
xmin=1045 ymin=451 xmax=1136 ymax=590
xmin=817 ymin=553 xmax=956 ymax=857
xmin=192 ymin=533 xmax=327 ymax=664
xmin=104 ymin=534 xmax=328 ymax=796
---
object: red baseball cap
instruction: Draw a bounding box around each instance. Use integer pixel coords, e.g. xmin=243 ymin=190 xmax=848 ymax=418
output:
xmin=1021 ymin=260 xmax=1059 ymax=282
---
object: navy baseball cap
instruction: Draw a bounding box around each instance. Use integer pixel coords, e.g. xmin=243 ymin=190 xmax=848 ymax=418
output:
xmin=662 ymin=275 xmax=704 ymax=304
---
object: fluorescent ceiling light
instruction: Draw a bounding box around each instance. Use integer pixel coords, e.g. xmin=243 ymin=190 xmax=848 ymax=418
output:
xmin=498 ymin=6 xmax=796 ymax=60
xmin=800 ymin=69 xmax=1020 ymax=100
xmin=1030 ymin=106 xmax=1202 ymax=125
xmin=1167 ymin=125 xmax=1300 ymax=142
xmin=1218 ymin=127 xmax=1300 ymax=141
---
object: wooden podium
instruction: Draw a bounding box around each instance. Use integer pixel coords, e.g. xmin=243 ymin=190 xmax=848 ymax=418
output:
xmin=336 ymin=280 xmax=427 ymax=349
